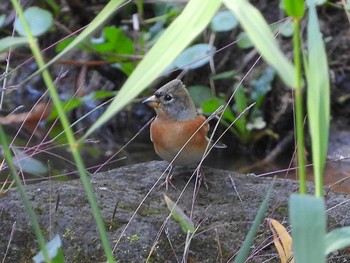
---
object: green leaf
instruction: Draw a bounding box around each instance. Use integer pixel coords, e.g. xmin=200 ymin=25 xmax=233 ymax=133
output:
xmin=83 ymin=0 xmax=222 ymax=139
xmin=277 ymin=20 xmax=294 ymax=38
xmin=164 ymin=194 xmax=195 ymax=233
xmin=210 ymin=10 xmax=238 ymax=32
xmin=0 ymin=14 xmax=6 ymax=28
xmin=251 ymin=67 xmax=275 ymax=101
xmin=14 ymin=7 xmax=53 ymax=37
xmin=202 ymin=97 xmax=235 ymax=122
xmin=325 ymin=227 xmax=350 ymax=255
xmin=289 ymin=194 xmax=326 ymax=263
xmin=188 ymin=85 xmax=212 ymax=108
xmin=33 ymin=235 xmax=64 ymax=263
xmin=211 ymin=70 xmax=236 ymax=80
xmin=234 ymin=180 xmax=274 ymax=262
xmin=0 ymin=36 xmax=29 ymax=53
xmin=233 ymin=86 xmax=249 ymax=135
xmin=282 ymin=0 xmax=305 ymax=18
xmin=306 ymin=4 xmax=330 ymax=196
xmin=55 ymin=37 xmax=75 ymax=52
xmin=224 ymin=0 xmax=296 ymax=88
xmin=236 ymin=32 xmax=253 ymax=49
xmin=12 ymin=147 xmax=48 ymax=176
xmin=48 ymin=98 xmax=83 ymax=121
xmin=174 ymin=43 xmax=216 ymax=69
xmin=92 ymin=26 xmax=134 ymax=56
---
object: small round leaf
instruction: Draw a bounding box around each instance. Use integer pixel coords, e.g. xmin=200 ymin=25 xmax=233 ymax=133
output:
xmin=15 ymin=7 xmax=53 ymax=37
xmin=210 ymin=11 xmax=238 ymax=32
xmin=174 ymin=44 xmax=216 ymax=69
xmin=236 ymin=32 xmax=253 ymax=49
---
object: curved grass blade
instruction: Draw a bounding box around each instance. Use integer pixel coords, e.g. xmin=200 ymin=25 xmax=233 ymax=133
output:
xmin=234 ymin=180 xmax=274 ymax=263
xmin=306 ymin=4 xmax=330 ymax=197
xmin=223 ymin=0 xmax=296 ymax=88
xmin=83 ymin=0 xmax=222 ymax=139
xmin=325 ymin=226 xmax=350 ymax=255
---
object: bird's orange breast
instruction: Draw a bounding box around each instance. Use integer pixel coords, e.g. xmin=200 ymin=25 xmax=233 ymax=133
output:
xmin=150 ymin=115 xmax=209 ymax=166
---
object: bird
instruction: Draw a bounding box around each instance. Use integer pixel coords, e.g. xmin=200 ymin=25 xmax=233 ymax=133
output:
xmin=142 ymin=79 xmax=225 ymax=189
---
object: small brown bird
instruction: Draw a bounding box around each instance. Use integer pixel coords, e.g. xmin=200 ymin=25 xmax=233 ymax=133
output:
xmin=143 ymin=79 xmax=224 ymax=187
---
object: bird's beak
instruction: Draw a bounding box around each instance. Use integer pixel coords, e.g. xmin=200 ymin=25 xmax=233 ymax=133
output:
xmin=142 ymin=95 xmax=161 ymax=108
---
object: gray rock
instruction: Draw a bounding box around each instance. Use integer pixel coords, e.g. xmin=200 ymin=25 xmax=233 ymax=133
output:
xmin=0 ymin=161 xmax=349 ymax=262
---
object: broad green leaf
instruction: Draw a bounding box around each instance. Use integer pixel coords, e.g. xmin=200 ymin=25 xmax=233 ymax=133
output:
xmin=33 ymin=235 xmax=64 ymax=263
xmin=236 ymin=32 xmax=253 ymax=49
xmin=15 ymin=7 xmax=53 ymax=37
xmin=224 ymin=0 xmax=296 ymax=88
xmin=306 ymin=5 xmax=330 ymax=196
xmin=188 ymin=85 xmax=212 ymax=108
xmin=325 ymin=226 xmax=350 ymax=255
xmin=210 ymin=10 xmax=238 ymax=32
xmin=0 ymin=14 xmax=6 ymax=28
xmin=211 ymin=70 xmax=236 ymax=80
xmin=233 ymin=86 xmax=249 ymax=135
xmin=92 ymin=26 xmax=134 ymax=56
xmin=282 ymin=0 xmax=305 ymax=18
xmin=251 ymin=67 xmax=275 ymax=101
xmin=174 ymin=43 xmax=216 ymax=69
xmin=202 ymin=97 xmax=235 ymax=122
xmin=234 ymin=181 xmax=274 ymax=262
xmin=83 ymin=0 xmax=222 ymax=139
xmin=0 ymin=36 xmax=29 ymax=53
xmin=277 ymin=20 xmax=294 ymax=38
xmin=48 ymin=98 xmax=82 ymax=121
xmin=289 ymin=194 xmax=326 ymax=263
xmin=164 ymin=194 xmax=195 ymax=233
xmin=12 ymin=147 xmax=48 ymax=176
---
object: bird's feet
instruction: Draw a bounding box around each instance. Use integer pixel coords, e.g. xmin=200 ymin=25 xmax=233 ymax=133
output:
xmin=158 ymin=165 xmax=176 ymax=190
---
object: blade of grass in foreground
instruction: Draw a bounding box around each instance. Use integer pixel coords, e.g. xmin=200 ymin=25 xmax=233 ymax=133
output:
xmin=306 ymin=3 xmax=330 ymax=197
xmin=289 ymin=194 xmax=326 ymax=263
xmin=11 ymin=0 xmax=115 ymax=261
xmin=0 ymin=126 xmax=50 ymax=262
xmin=83 ymin=0 xmax=222 ymax=139
xmin=233 ymin=181 xmax=274 ymax=263
xmin=223 ymin=0 xmax=296 ymax=88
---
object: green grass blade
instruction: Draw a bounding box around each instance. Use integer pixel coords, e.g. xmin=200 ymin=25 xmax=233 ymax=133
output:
xmin=289 ymin=194 xmax=326 ymax=263
xmin=83 ymin=0 xmax=222 ymax=139
xmin=233 ymin=181 xmax=274 ymax=263
xmin=325 ymin=226 xmax=350 ymax=255
xmin=223 ymin=0 xmax=296 ymax=88
xmin=306 ymin=5 xmax=330 ymax=197
xmin=0 ymin=126 xmax=50 ymax=262
xmin=164 ymin=194 xmax=195 ymax=233
xmin=11 ymin=1 xmax=115 ymax=261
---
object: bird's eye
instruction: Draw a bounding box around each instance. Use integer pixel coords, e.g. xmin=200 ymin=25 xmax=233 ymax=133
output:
xmin=164 ymin=94 xmax=173 ymax=101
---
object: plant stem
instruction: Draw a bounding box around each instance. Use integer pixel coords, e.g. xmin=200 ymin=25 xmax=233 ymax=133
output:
xmin=11 ymin=1 xmax=115 ymax=261
xmin=136 ymin=0 xmax=144 ymax=20
xmin=293 ymin=18 xmax=307 ymax=194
